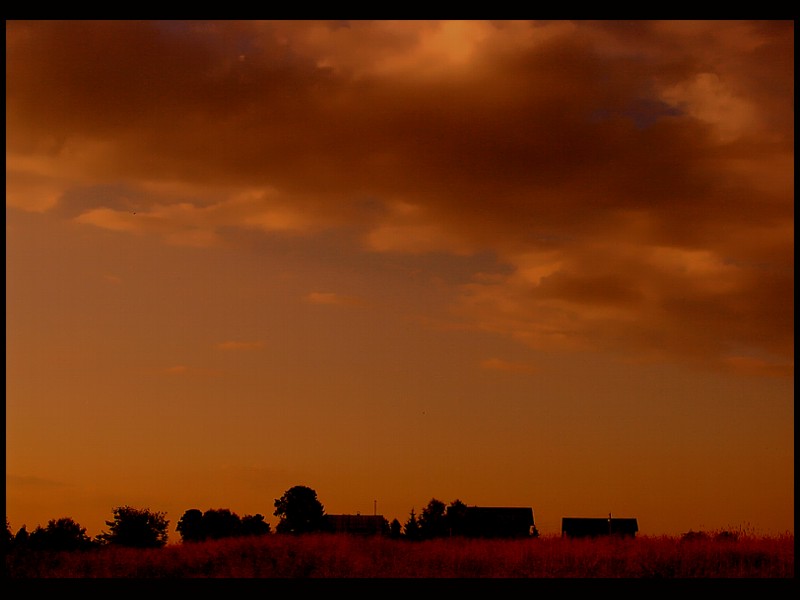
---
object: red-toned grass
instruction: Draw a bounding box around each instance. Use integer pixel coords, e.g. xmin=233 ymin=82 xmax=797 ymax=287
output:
xmin=6 ymin=532 xmax=794 ymax=578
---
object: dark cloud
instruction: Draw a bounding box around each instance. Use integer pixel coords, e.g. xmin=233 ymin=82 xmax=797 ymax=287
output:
xmin=6 ymin=20 xmax=793 ymax=375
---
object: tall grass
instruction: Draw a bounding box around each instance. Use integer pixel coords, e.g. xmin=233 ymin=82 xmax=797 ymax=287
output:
xmin=6 ymin=532 xmax=794 ymax=578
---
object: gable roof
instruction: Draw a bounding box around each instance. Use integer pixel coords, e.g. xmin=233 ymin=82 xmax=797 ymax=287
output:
xmin=460 ymin=506 xmax=535 ymax=537
xmin=561 ymin=517 xmax=639 ymax=537
xmin=323 ymin=514 xmax=387 ymax=535
xmin=464 ymin=506 xmax=534 ymax=522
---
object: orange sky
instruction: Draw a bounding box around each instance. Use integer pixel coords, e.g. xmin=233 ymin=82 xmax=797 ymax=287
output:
xmin=6 ymin=20 xmax=793 ymax=540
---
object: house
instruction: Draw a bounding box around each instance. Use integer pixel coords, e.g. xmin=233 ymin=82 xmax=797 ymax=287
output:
xmin=323 ymin=513 xmax=388 ymax=535
xmin=561 ymin=516 xmax=639 ymax=538
xmin=459 ymin=506 xmax=536 ymax=538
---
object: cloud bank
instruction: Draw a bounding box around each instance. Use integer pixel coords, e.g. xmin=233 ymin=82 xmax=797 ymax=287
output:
xmin=7 ymin=20 xmax=793 ymax=375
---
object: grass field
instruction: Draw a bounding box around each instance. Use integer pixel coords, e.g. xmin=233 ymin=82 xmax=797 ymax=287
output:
xmin=5 ymin=531 xmax=794 ymax=578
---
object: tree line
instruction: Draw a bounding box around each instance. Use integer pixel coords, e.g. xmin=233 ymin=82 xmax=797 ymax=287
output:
xmin=5 ymin=485 xmax=537 ymax=553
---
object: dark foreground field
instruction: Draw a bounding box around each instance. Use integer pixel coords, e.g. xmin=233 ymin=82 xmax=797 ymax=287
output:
xmin=6 ymin=532 xmax=794 ymax=578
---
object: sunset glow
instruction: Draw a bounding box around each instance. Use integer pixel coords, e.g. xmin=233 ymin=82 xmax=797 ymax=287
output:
xmin=6 ymin=20 xmax=793 ymax=540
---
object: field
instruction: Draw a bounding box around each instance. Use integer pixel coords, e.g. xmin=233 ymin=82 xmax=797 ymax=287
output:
xmin=5 ymin=532 xmax=794 ymax=578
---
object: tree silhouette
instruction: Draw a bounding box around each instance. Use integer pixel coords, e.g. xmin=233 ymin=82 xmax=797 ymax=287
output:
xmin=241 ymin=513 xmax=271 ymax=536
xmin=446 ymin=499 xmax=469 ymax=537
xmin=273 ymin=485 xmax=325 ymax=534
xmin=177 ymin=508 xmax=270 ymax=542
xmin=97 ymin=506 xmax=169 ymax=548
xmin=28 ymin=517 xmax=95 ymax=551
xmin=176 ymin=508 xmax=205 ymax=542
xmin=419 ymin=498 xmax=448 ymax=539
xmin=389 ymin=518 xmax=403 ymax=539
xmin=13 ymin=525 xmax=30 ymax=549
xmin=403 ymin=508 xmax=421 ymax=540
xmin=201 ymin=508 xmax=242 ymax=540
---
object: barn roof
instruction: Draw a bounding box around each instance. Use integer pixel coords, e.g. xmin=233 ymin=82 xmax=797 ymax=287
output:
xmin=459 ymin=506 xmax=536 ymax=538
xmin=561 ymin=517 xmax=639 ymax=536
xmin=464 ymin=506 xmax=534 ymax=523
xmin=324 ymin=514 xmax=387 ymax=534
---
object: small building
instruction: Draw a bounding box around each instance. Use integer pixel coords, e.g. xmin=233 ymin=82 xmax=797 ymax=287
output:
xmin=323 ymin=514 xmax=388 ymax=536
xmin=460 ymin=506 xmax=535 ymax=538
xmin=561 ymin=516 xmax=638 ymax=538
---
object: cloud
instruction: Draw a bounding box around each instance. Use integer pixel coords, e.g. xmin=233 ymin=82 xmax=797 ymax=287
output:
xmin=364 ymin=200 xmax=476 ymax=255
xmin=72 ymin=189 xmax=323 ymax=247
xmin=455 ymin=237 xmax=793 ymax=374
xmin=75 ymin=207 xmax=142 ymax=233
xmin=6 ymin=20 xmax=793 ymax=375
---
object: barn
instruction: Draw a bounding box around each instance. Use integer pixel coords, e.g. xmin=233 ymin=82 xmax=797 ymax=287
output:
xmin=323 ymin=514 xmax=389 ymax=535
xmin=561 ymin=516 xmax=639 ymax=538
xmin=460 ymin=506 xmax=536 ymax=538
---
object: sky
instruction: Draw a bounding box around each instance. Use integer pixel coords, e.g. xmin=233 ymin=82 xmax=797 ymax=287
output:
xmin=6 ymin=20 xmax=794 ymax=541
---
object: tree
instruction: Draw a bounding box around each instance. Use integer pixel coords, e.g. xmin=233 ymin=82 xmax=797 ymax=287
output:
xmin=446 ymin=499 xmax=469 ymax=537
xmin=202 ymin=508 xmax=242 ymax=540
xmin=389 ymin=518 xmax=402 ymax=539
xmin=403 ymin=509 xmax=421 ymax=540
xmin=176 ymin=508 xmax=271 ymax=543
xmin=418 ymin=498 xmax=448 ymax=539
xmin=28 ymin=517 xmax=94 ymax=552
xmin=378 ymin=517 xmax=391 ymax=536
xmin=176 ymin=509 xmax=205 ymax=543
xmin=241 ymin=513 xmax=271 ymax=536
xmin=13 ymin=525 xmax=30 ymax=549
xmin=97 ymin=506 xmax=169 ymax=548
xmin=273 ymin=485 xmax=325 ymax=534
